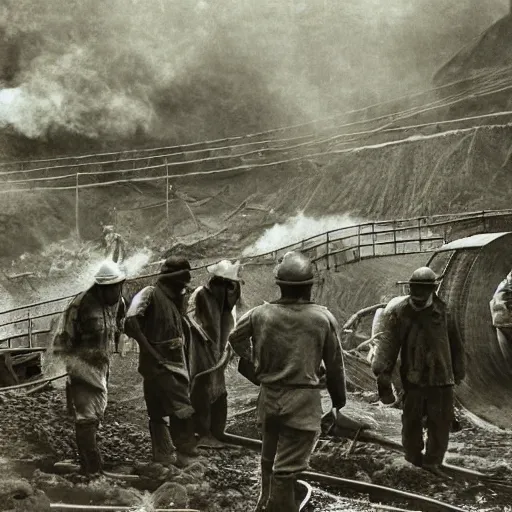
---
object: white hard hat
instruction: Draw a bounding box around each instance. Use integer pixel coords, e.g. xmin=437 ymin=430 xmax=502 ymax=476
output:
xmin=94 ymin=260 xmax=126 ymax=285
xmin=207 ymin=259 xmax=242 ymax=282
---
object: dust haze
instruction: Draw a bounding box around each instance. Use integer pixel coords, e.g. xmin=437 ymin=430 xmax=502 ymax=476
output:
xmin=243 ymin=212 xmax=360 ymax=256
xmin=0 ymin=0 xmax=508 ymax=143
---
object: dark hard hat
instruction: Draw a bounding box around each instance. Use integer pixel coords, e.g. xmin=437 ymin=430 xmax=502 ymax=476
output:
xmin=275 ymin=251 xmax=314 ymax=286
xmin=407 ymin=266 xmax=438 ymax=285
xmin=160 ymin=256 xmax=191 ymax=283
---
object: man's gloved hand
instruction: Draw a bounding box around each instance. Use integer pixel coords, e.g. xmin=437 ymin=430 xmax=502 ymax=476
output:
xmin=376 ymin=373 xmax=395 ymax=405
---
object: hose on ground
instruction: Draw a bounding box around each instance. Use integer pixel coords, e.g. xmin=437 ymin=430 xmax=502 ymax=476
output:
xmin=221 ymin=433 xmax=467 ymax=512
xmin=0 ymin=373 xmax=68 ymax=393
xmin=49 ymin=505 xmax=198 ymax=512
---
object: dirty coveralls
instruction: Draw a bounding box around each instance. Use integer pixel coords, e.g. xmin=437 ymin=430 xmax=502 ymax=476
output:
xmin=372 ymin=295 xmax=465 ymax=467
xmin=53 ymin=285 xmax=122 ymax=473
xmin=186 ymin=283 xmax=237 ymax=440
xmin=125 ymin=284 xmax=196 ymax=456
xmin=229 ymin=299 xmax=346 ymax=500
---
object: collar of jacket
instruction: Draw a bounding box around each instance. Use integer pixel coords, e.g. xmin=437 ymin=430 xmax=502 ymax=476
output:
xmin=407 ymin=293 xmax=445 ymax=313
xmin=272 ymin=297 xmax=315 ymax=305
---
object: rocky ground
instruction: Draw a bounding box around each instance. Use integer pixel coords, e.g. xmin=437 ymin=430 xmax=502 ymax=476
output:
xmin=1 ymin=354 xmax=512 ymax=511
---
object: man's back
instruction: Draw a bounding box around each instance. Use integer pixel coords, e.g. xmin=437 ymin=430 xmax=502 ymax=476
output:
xmin=246 ymin=301 xmax=338 ymax=388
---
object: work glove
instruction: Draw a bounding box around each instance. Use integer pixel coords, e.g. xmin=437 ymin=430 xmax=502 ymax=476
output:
xmin=376 ymin=373 xmax=395 ymax=405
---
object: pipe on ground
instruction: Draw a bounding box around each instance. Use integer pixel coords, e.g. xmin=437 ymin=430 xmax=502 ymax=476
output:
xmin=0 ymin=373 xmax=68 ymax=393
xmin=221 ymin=433 xmax=467 ymax=512
xmin=50 ymin=505 xmax=198 ymax=512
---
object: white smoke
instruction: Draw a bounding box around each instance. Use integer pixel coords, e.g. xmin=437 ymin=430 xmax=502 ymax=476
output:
xmin=243 ymin=212 xmax=361 ymax=256
xmin=121 ymin=248 xmax=153 ymax=278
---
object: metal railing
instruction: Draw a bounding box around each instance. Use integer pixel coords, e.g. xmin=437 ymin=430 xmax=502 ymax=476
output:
xmin=2 ymin=208 xmax=512 ymax=347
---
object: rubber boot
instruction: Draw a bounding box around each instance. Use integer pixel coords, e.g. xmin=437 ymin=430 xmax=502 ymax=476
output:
xmin=149 ymin=421 xmax=176 ymax=465
xmin=253 ymin=460 xmax=273 ymax=512
xmin=169 ymin=416 xmax=200 ymax=468
xmin=211 ymin=394 xmax=228 ymax=441
xmin=66 ymin=381 xmax=75 ymax=418
xmin=75 ymin=421 xmax=103 ymax=476
xmin=266 ymin=474 xmax=297 ymax=512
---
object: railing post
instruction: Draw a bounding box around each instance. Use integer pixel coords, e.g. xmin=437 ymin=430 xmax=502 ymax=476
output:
xmin=28 ymin=311 xmax=33 ymax=348
xmin=418 ymin=218 xmax=422 ymax=253
xmin=393 ymin=220 xmax=397 ymax=255
xmin=75 ymin=173 xmax=80 ymax=240
xmin=326 ymin=232 xmax=330 ymax=270
xmin=357 ymin=225 xmax=361 ymax=261
xmin=165 ymin=157 xmax=170 ymax=228
xmin=372 ymin=223 xmax=376 ymax=257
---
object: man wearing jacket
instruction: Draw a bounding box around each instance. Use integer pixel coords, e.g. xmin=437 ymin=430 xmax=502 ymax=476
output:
xmin=186 ymin=259 xmax=242 ymax=447
xmin=124 ymin=257 xmax=198 ymax=468
xmin=372 ymin=267 xmax=465 ymax=475
xmin=229 ymin=251 xmax=346 ymax=512
xmin=53 ymin=260 xmax=126 ymax=476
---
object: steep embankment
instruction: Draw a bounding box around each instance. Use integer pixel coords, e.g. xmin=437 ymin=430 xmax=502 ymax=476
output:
xmin=4 ymin=122 xmax=512 ymax=261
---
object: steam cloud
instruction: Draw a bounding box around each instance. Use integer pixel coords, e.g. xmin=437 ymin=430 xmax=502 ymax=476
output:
xmin=0 ymin=0 xmax=508 ymax=142
xmin=243 ymin=212 xmax=361 ymax=256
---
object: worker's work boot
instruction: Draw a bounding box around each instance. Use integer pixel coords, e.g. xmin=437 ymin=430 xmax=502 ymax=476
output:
xmin=422 ymin=463 xmax=452 ymax=479
xmin=149 ymin=421 xmax=176 ymax=465
xmin=75 ymin=420 xmax=103 ymax=476
xmin=66 ymin=382 xmax=75 ymax=418
xmin=266 ymin=474 xmax=297 ymax=512
xmin=253 ymin=460 xmax=273 ymax=512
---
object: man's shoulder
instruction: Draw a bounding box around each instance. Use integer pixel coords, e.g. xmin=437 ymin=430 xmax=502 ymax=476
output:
xmin=257 ymin=301 xmax=336 ymax=321
xmin=384 ymin=296 xmax=410 ymax=314
xmin=126 ymin=286 xmax=154 ymax=317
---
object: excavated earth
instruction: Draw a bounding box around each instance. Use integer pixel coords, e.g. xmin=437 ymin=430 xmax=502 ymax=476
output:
xmin=1 ymin=353 xmax=512 ymax=511
xmin=2 ymin=257 xmax=512 ymax=510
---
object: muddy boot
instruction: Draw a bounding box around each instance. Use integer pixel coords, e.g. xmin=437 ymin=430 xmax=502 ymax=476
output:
xmin=266 ymin=474 xmax=297 ymax=512
xmin=169 ymin=415 xmax=199 ymax=461
xmin=423 ymin=463 xmax=453 ymax=480
xmin=210 ymin=393 xmax=228 ymax=441
xmin=253 ymin=460 xmax=272 ymax=512
xmin=66 ymin=381 xmax=75 ymax=418
xmin=197 ymin=435 xmax=226 ymax=449
xmin=404 ymin=453 xmax=423 ymax=468
xmin=149 ymin=421 xmax=176 ymax=465
xmin=75 ymin=420 xmax=103 ymax=476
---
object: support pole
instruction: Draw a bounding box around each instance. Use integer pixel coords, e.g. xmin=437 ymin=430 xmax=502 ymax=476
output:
xmin=75 ymin=173 xmax=80 ymax=240
xmin=27 ymin=311 xmax=32 ymax=348
xmin=165 ymin=157 xmax=170 ymax=230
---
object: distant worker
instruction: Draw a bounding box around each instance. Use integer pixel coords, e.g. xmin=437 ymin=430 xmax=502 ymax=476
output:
xmin=124 ymin=257 xmax=199 ymax=468
xmin=186 ymin=259 xmax=242 ymax=447
xmin=372 ymin=267 xmax=465 ymax=476
xmin=229 ymin=251 xmax=347 ymax=511
xmin=102 ymin=225 xmax=125 ymax=264
xmin=490 ymin=269 xmax=512 ymax=363
xmin=53 ymin=261 xmax=126 ymax=476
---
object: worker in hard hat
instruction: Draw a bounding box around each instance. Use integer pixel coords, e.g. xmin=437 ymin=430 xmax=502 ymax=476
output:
xmin=102 ymin=225 xmax=125 ymax=264
xmin=52 ymin=260 xmax=126 ymax=476
xmin=372 ymin=267 xmax=465 ymax=476
xmin=229 ymin=251 xmax=346 ymax=512
xmin=186 ymin=259 xmax=242 ymax=447
xmin=124 ymin=257 xmax=198 ymax=468
xmin=490 ymin=269 xmax=512 ymax=363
